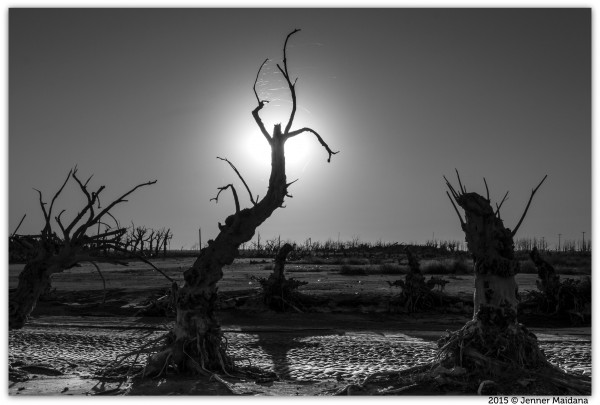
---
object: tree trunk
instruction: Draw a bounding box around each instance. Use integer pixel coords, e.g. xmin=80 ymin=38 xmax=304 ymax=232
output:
xmin=145 ymin=135 xmax=290 ymax=376
xmin=142 ymin=29 xmax=337 ymax=377
xmin=8 ymin=169 xmax=155 ymax=330
xmin=9 ymin=259 xmax=55 ymax=329
xmin=272 ymin=242 xmax=294 ymax=281
xmin=441 ymin=180 xmax=547 ymax=370
xmin=261 ymin=243 xmax=304 ymax=312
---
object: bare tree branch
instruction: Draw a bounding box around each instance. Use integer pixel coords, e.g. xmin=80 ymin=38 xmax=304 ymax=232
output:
xmin=443 ymin=175 xmax=461 ymax=200
xmin=277 ymin=28 xmax=301 ymax=134
xmin=455 ymin=169 xmax=466 ymax=194
xmin=85 ymin=228 xmax=127 ymax=241
xmin=483 ymin=178 xmax=490 ymax=201
xmin=251 ymin=104 xmax=272 ymax=144
xmin=511 ymin=175 xmax=548 ymax=237
xmin=252 ymin=58 xmax=272 ymax=143
xmin=71 ymin=169 xmax=102 ymax=228
xmin=253 ymin=58 xmax=269 ymax=104
xmin=55 ymin=210 xmax=69 ymax=240
xmin=446 ymin=191 xmax=465 ymax=229
xmin=216 ymin=157 xmax=257 ymax=205
xmin=33 ymin=168 xmax=73 ymax=240
xmin=211 ymin=184 xmax=240 ymax=213
xmin=110 ymin=246 xmax=175 ymax=283
xmin=285 ymin=127 xmax=339 ymax=162
xmin=106 ymin=212 xmax=121 ymax=229
xmin=48 ymin=168 xmax=74 ymax=218
xmin=495 ymin=190 xmax=509 ymax=217
xmin=73 ymin=179 xmax=157 ymax=241
xmin=12 ymin=214 xmax=26 ymax=237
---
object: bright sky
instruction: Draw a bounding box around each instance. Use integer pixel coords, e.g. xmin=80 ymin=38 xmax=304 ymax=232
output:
xmin=8 ymin=8 xmax=591 ymax=250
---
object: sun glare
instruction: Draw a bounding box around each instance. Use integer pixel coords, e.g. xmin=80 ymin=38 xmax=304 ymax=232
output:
xmin=245 ymin=131 xmax=312 ymax=167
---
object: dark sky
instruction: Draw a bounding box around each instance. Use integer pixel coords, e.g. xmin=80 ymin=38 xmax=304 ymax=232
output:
xmin=9 ymin=8 xmax=591 ymax=249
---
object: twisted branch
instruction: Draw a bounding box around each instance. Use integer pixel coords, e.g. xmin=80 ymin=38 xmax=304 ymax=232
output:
xmin=252 ymin=58 xmax=271 ymax=143
xmin=285 ymin=127 xmax=339 ymax=162
xmin=75 ymin=179 xmax=156 ymax=241
xmin=277 ymin=28 xmax=301 ymax=134
xmin=511 ymin=175 xmax=548 ymax=237
xmin=216 ymin=157 xmax=257 ymax=205
xmin=211 ymin=184 xmax=240 ymax=213
xmin=34 ymin=168 xmax=72 ymax=237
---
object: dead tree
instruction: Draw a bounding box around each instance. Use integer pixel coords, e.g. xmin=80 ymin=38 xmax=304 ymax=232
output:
xmin=252 ymin=243 xmax=307 ymax=312
xmin=437 ymin=173 xmax=589 ymax=392
xmin=141 ymin=29 xmax=337 ymax=377
xmin=153 ymin=228 xmax=165 ymax=257
xmin=9 ymin=168 xmax=156 ymax=329
xmin=444 ymin=172 xmax=546 ymax=321
xmin=403 ymin=248 xmax=427 ymax=312
xmin=436 ymin=173 xmax=548 ymax=366
xmin=272 ymin=243 xmax=294 ymax=282
xmin=133 ymin=226 xmax=148 ymax=254
xmin=389 ymin=248 xmax=447 ymax=313
xmin=339 ymin=173 xmax=590 ymax=395
xmin=147 ymin=229 xmax=156 ymax=256
xmin=162 ymin=228 xmax=172 ymax=258
xmin=530 ymin=246 xmax=561 ymax=309
xmin=528 ymin=247 xmax=591 ymax=321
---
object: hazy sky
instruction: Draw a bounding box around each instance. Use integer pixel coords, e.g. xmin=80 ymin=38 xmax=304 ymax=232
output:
xmin=9 ymin=8 xmax=591 ymax=249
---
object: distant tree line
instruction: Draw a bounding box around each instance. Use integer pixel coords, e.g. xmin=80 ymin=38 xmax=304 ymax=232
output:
xmin=233 ymin=234 xmax=591 ymax=260
xmin=9 ymin=221 xmax=173 ymax=263
xmin=515 ymin=237 xmax=591 ymax=253
xmin=123 ymin=225 xmax=173 ymax=258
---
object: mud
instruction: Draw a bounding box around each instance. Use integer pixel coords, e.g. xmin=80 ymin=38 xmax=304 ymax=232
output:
xmin=9 ymin=316 xmax=591 ymax=395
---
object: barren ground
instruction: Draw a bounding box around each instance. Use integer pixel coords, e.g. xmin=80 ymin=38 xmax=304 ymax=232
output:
xmin=8 ymin=257 xmax=592 ymax=396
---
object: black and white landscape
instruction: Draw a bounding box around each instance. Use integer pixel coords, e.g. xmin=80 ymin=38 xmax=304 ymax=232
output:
xmin=8 ymin=8 xmax=591 ymax=397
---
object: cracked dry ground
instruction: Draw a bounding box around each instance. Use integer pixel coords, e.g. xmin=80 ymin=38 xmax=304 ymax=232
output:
xmin=9 ymin=320 xmax=591 ymax=395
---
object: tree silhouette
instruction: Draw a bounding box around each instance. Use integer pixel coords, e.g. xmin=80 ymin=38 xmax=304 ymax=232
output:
xmin=437 ymin=172 xmax=590 ymax=393
xmin=142 ymin=29 xmax=337 ymax=377
xmin=9 ymin=167 xmax=156 ymax=329
xmin=341 ymin=173 xmax=589 ymax=394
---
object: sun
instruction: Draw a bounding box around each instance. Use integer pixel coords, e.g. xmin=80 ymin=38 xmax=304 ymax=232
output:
xmin=245 ymin=131 xmax=312 ymax=167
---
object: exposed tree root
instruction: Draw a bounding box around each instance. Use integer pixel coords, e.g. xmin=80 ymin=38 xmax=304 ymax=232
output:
xmin=436 ymin=312 xmax=547 ymax=370
xmin=336 ymin=322 xmax=591 ymax=396
xmin=96 ymin=329 xmax=253 ymax=395
xmin=98 ymin=332 xmax=168 ymax=380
